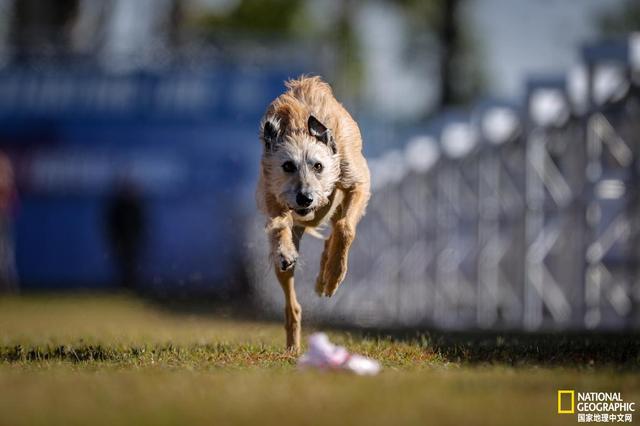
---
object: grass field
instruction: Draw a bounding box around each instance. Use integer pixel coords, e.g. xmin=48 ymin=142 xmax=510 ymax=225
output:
xmin=1 ymin=294 xmax=639 ymax=426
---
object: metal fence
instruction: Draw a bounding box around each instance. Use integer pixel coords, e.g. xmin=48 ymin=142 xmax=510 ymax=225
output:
xmin=248 ymin=35 xmax=640 ymax=331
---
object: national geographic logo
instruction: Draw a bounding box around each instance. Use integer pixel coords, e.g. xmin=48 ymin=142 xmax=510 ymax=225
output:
xmin=558 ymin=390 xmax=635 ymax=423
xmin=558 ymin=390 xmax=576 ymax=414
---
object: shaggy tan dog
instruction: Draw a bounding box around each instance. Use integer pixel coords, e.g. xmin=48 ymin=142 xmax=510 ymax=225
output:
xmin=256 ymin=76 xmax=370 ymax=352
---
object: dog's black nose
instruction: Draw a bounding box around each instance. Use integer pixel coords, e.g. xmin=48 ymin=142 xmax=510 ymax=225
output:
xmin=296 ymin=192 xmax=313 ymax=207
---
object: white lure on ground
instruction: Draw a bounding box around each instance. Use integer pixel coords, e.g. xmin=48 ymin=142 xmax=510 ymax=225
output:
xmin=297 ymin=332 xmax=381 ymax=376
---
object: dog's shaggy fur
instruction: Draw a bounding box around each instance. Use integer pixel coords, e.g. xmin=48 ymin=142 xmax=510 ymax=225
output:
xmin=257 ymin=76 xmax=370 ymax=352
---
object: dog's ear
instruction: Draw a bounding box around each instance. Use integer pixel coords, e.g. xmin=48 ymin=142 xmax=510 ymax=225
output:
xmin=262 ymin=119 xmax=280 ymax=152
xmin=308 ymin=115 xmax=336 ymax=154
xmin=308 ymin=115 xmax=329 ymax=142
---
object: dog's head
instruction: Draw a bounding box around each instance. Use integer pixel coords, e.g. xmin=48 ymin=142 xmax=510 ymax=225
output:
xmin=260 ymin=114 xmax=340 ymax=220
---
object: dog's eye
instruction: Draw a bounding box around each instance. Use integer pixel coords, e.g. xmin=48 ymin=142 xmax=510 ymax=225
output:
xmin=313 ymin=162 xmax=323 ymax=173
xmin=282 ymin=161 xmax=296 ymax=173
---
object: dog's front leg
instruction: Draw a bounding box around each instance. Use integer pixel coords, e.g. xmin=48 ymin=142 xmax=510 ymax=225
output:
xmin=268 ymin=216 xmax=298 ymax=272
xmin=276 ymin=264 xmax=301 ymax=352
xmin=318 ymin=184 xmax=370 ymax=297
xmin=267 ymin=215 xmax=304 ymax=352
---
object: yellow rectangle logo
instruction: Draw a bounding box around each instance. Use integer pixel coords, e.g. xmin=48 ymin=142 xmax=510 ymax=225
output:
xmin=558 ymin=390 xmax=575 ymax=414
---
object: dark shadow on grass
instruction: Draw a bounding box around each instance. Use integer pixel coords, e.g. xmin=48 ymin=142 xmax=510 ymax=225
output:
xmin=334 ymin=326 xmax=640 ymax=370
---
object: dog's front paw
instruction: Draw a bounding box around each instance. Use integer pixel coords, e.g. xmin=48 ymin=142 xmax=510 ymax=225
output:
xmin=276 ymin=246 xmax=298 ymax=272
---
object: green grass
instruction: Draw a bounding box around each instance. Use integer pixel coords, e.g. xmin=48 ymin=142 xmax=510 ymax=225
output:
xmin=0 ymin=294 xmax=639 ymax=426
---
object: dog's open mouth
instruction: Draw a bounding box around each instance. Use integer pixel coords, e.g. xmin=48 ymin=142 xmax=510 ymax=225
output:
xmin=295 ymin=208 xmax=312 ymax=216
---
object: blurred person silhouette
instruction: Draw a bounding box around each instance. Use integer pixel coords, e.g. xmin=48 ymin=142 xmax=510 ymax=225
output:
xmin=0 ymin=152 xmax=18 ymax=293
xmin=105 ymin=179 xmax=146 ymax=291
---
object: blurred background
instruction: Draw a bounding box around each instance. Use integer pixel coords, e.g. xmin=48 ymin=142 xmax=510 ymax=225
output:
xmin=0 ymin=0 xmax=639 ymax=331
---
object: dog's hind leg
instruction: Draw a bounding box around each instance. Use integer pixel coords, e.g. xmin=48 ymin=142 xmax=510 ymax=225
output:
xmin=319 ymin=184 xmax=370 ymax=297
xmin=314 ymin=236 xmax=331 ymax=296
xmin=275 ymin=226 xmax=304 ymax=353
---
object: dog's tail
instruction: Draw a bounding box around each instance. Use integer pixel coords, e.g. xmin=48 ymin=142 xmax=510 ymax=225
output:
xmin=304 ymin=226 xmax=326 ymax=240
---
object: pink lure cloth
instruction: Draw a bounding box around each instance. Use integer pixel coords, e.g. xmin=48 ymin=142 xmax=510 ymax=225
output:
xmin=297 ymin=332 xmax=381 ymax=375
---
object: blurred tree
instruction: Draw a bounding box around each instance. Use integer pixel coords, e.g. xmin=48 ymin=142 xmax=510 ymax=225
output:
xmin=190 ymin=0 xmax=483 ymax=114
xmin=168 ymin=0 xmax=187 ymax=47
xmin=190 ymin=0 xmax=363 ymax=100
xmin=327 ymin=0 xmax=362 ymax=103
xmin=398 ymin=0 xmax=485 ymax=109
xmin=597 ymin=0 xmax=640 ymax=36
xmin=193 ymin=0 xmax=305 ymax=36
xmin=9 ymin=0 xmax=79 ymax=59
xmin=434 ymin=0 xmax=459 ymax=107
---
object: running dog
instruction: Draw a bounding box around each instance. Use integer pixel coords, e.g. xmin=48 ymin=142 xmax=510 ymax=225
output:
xmin=256 ymin=76 xmax=370 ymax=352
